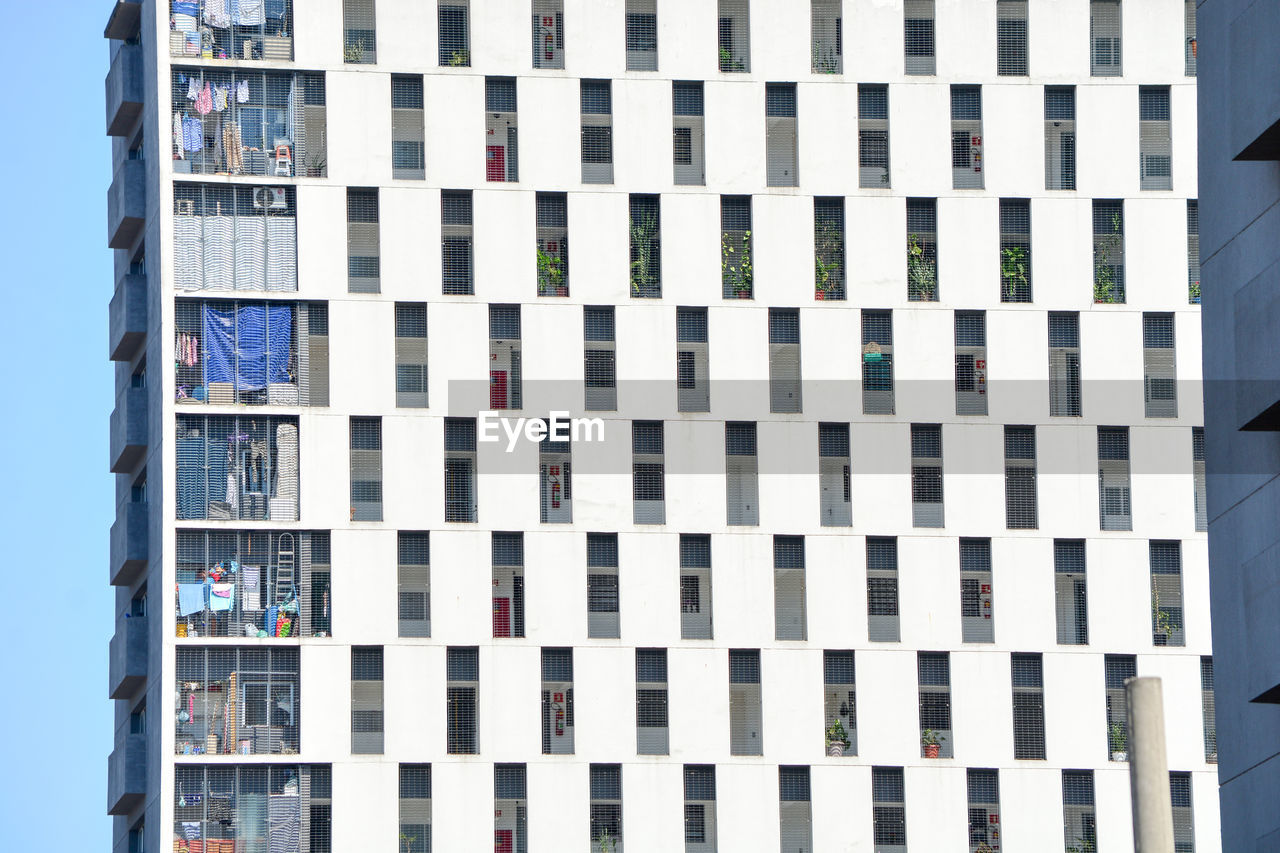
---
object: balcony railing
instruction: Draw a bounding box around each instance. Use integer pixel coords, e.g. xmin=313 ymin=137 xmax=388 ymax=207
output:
xmin=176 ymin=647 xmax=299 ymax=756
xmin=170 ymin=0 xmax=293 ymax=61
xmin=176 ymin=414 xmax=299 ymax=521
xmin=174 ymin=765 xmax=330 ymax=853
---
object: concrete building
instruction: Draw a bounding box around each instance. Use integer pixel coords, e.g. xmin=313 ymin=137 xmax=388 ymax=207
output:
xmin=104 ymin=1 xmax=1216 ymax=851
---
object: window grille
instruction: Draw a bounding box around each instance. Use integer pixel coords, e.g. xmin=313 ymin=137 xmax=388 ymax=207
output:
xmin=951 ymin=86 xmax=984 ymax=189
xmin=996 ymin=0 xmax=1028 ymax=75
xmin=492 ymin=532 xmax=525 ymax=638
xmin=489 ymin=305 xmax=523 ymax=410
xmin=541 ymin=649 xmax=575 ymax=755
xmin=769 ymin=308 xmax=802 ymax=413
xmin=811 ymin=0 xmax=842 ymax=73
xmin=173 ymin=183 xmax=297 ymax=292
xmin=343 ymin=0 xmax=376 ymax=63
xmin=587 ymin=768 xmax=624 ymax=853
xmin=774 ymin=536 xmax=807 ymax=641
xmin=1098 ymin=426 xmax=1132 ymax=530
xmin=626 ymin=0 xmax=658 ymax=71
xmin=1090 ymin=0 xmax=1121 ymax=76
xmin=953 ymin=310 xmax=986 ymax=414
xmin=1171 ymin=772 xmax=1196 ymax=853
xmin=911 ymin=424 xmax=944 ymax=528
xmin=1105 ymin=654 xmax=1137 ymax=760
xmin=176 ymin=414 xmax=299 ymax=521
xmin=684 ymin=765 xmax=717 ymax=852
xmin=395 ymin=304 xmax=428 ymax=408
xmin=540 ymin=423 xmax=573 ymax=523
xmin=351 ymin=646 xmax=384 ymax=753
xmin=766 ymin=84 xmax=798 ymax=187
xmin=588 ymin=532 xmax=621 ymax=639
xmin=824 ymin=650 xmax=857 ymax=755
xmin=350 ymin=417 xmax=382 ymax=522
xmin=862 ymin=310 xmax=895 ymax=414
xmin=680 ymin=534 xmax=713 ymax=640
xmin=398 ymin=531 xmax=430 ymax=637
xmin=392 ymin=75 xmax=425 ymax=180
xmin=400 ymin=766 xmax=432 ymax=853
xmin=872 ymin=767 xmax=907 ymax=852
xmin=1185 ymin=0 xmax=1197 ymax=76
xmin=485 ymin=78 xmax=519 ymax=182
xmin=677 ymin=307 xmax=710 ymax=412
xmin=717 ymin=0 xmax=750 ymax=72
xmin=347 ymin=188 xmax=380 ymax=293
xmin=446 ymin=647 xmax=479 ymax=754
xmin=176 ymin=647 xmax=300 ymax=754
xmin=169 ymin=0 xmax=294 ymax=61
xmin=728 ymin=649 xmax=763 ymax=755
xmin=904 ymin=0 xmax=935 ymax=74
xmin=173 ymin=765 xmax=329 ymax=853
xmin=1054 ymin=540 xmax=1089 ymax=644
xmin=1140 ymin=86 xmax=1172 ymax=190
xmin=171 ymin=69 xmax=324 ymax=177
xmin=721 ymin=196 xmax=753 ymax=299
xmin=1201 ymin=657 xmax=1216 ymax=762
xmin=637 ymin=649 xmax=670 ymax=754
xmin=1004 ymin=426 xmax=1037 ymax=528
xmin=858 ymin=85 xmax=890 ymax=187
xmin=1150 ymin=541 xmax=1185 ymax=646
xmin=1062 ymin=770 xmax=1097 ymax=852
xmin=967 ymin=769 xmax=1001 ymax=853
xmin=630 ymin=195 xmax=661 ymax=298
xmin=918 ymin=652 xmax=953 ymax=757
xmin=960 ymin=538 xmax=994 ymax=642
xmin=582 ymin=80 xmax=613 ymax=183
xmin=867 ymin=537 xmax=900 ymax=642
xmin=444 ymin=418 xmax=477 ymax=522
xmin=495 ymin=765 xmax=529 ymax=853
xmin=1192 ymin=427 xmax=1206 ymax=531
xmin=585 ymin=306 xmax=618 ymax=411
xmin=1045 ymin=86 xmax=1076 ymax=190
xmin=1144 ymin=313 xmax=1177 ymax=417
xmin=1093 ymin=199 xmax=1125 ymax=303
xmin=999 ymin=198 xmax=1031 ymax=302
xmin=1049 ymin=312 xmax=1082 ymax=416
xmin=442 ymin=190 xmax=474 ymax=294
xmin=439 ymin=0 xmax=470 ymax=66
xmin=814 ymin=197 xmax=845 ymax=300
xmin=1188 ymin=200 xmax=1200 ymax=303
xmin=726 ymin=422 xmax=760 ymax=526
xmin=819 ymin=423 xmax=852 ymax=527
xmin=633 ymin=421 xmax=665 ymax=524
xmin=536 ymin=193 xmax=568 ymax=296
xmin=906 ymin=198 xmax=938 ymax=301
xmin=176 ymin=530 xmax=329 ymax=639
xmin=673 ymin=82 xmax=706 ymax=185
xmin=1012 ymin=653 xmax=1046 ymax=759
xmin=532 ymin=0 xmax=565 ymax=69
xmin=778 ymin=767 xmax=813 ymax=852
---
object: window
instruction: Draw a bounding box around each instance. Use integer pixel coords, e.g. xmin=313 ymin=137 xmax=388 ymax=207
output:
xmin=1004 ymin=427 xmax=1037 ymax=528
xmin=128 ymin=820 xmax=144 ymax=853
xmin=350 ymin=417 xmax=382 ymax=522
xmin=1151 ymin=541 xmax=1185 ymax=646
xmin=536 ymin=193 xmax=568 ymax=295
xmin=1093 ymin=199 xmax=1125 ymax=303
xmin=1144 ymin=313 xmax=1178 ymax=417
xmin=858 ymin=85 xmax=890 ymax=187
xmin=1012 ymin=653 xmax=1046 ymax=759
xmin=1045 ymin=86 xmax=1076 ymax=190
xmin=1171 ymin=772 xmax=1196 ymax=853
xmin=637 ymin=649 xmax=670 ymax=754
xmin=495 ymin=765 xmax=528 ymax=853
xmin=862 ymin=310 xmax=895 ymax=414
xmin=960 ymin=538 xmax=994 ymax=643
xmin=585 ymin=306 xmax=617 ymax=411
xmin=911 ymin=424 xmax=944 ymax=528
xmin=1193 ymin=428 xmax=1206 ymax=531
xmin=343 ymin=0 xmax=376 ymax=63
xmin=811 ymin=0 xmax=842 ymax=73
xmin=684 ymin=765 xmax=717 ymax=852
xmin=1201 ymin=657 xmax=1216 ymax=762
xmin=439 ymin=0 xmax=469 ymax=66
xmin=173 ymin=184 xmax=297 ymax=292
xmin=540 ymin=423 xmax=572 ymax=523
xmin=442 ymin=190 xmax=474 ymax=294
xmin=630 ymin=195 xmax=661 ymax=298
xmin=395 ymin=303 xmax=428 ymax=408
xmin=1188 ymin=200 xmax=1200 ymax=303
xmin=1098 ymin=427 xmax=1132 ymax=530
xmin=819 ymin=423 xmax=852 ymax=527
xmin=446 ymin=647 xmax=479 ymax=754
xmin=489 ymin=305 xmax=522 ymax=410
xmin=444 ymin=418 xmax=477 ymax=523
xmin=954 ymin=310 xmax=985 ymax=414
xmin=717 ymin=0 xmax=750 ymax=72
xmin=919 ymin=652 xmax=953 ymax=757
xmin=952 ymin=86 xmax=983 ymax=189
xmin=626 ymin=0 xmax=658 ymax=71
xmin=582 ymin=80 xmax=613 ymax=183
xmin=175 ymin=414 xmax=299 ymax=521
xmin=677 ymin=307 xmax=710 ymax=412
xmin=872 ymin=767 xmax=907 ymax=851
xmin=904 ymin=0 xmax=935 ymax=74
xmin=588 ymin=533 xmax=620 ymax=639
xmin=774 ymin=536 xmax=807 ymax=641
xmin=351 ymin=646 xmax=383 ymax=754
xmin=176 ymin=647 xmax=300 ymax=754
xmin=1062 ymin=770 xmax=1097 ymax=852
xmin=726 ymin=422 xmax=759 ymax=526
xmin=169 ymin=0 xmax=295 ymax=61
xmin=907 ymin=198 xmax=938 ymax=301
xmin=492 ymin=532 xmax=524 ymax=639
xmin=1054 ymin=540 xmax=1089 ymax=645
xmin=999 ymin=198 xmax=1031 ymax=302
xmin=174 ymin=766 xmax=330 ymax=853
xmin=769 ymin=309 xmax=801 ymax=412
xmin=532 ymin=0 xmax=565 ymax=69
xmin=1048 ymin=312 xmax=1081 ymax=416
xmin=867 ymin=537 xmax=900 ymax=642
xmin=541 ymin=649 xmax=574 ymax=755
xmin=1090 ymin=0 xmax=1121 ymax=76
xmin=721 ymin=196 xmax=753 ymax=299
xmin=673 ymin=82 xmax=706 ymax=185
xmin=766 ymin=84 xmax=798 ymax=187
xmin=485 ymin=78 xmax=519 ymax=182
xmin=633 ymin=421 xmax=665 ymax=524
xmin=398 ymin=532 xmax=431 ymax=638
xmin=823 ymin=651 xmax=857 ymax=756
xmin=1185 ymin=0 xmax=1197 ymax=76
xmin=967 ymin=770 xmax=1001 ymax=853
xmin=1105 ymin=654 xmax=1137 ymax=760
xmin=347 ymin=188 xmax=380 ymax=293
xmin=591 ymin=765 xmax=623 ymax=852
xmin=680 ymin=534 xmax=714 ymax=640
xmin=1140 ymin=86 xmax=1172 ymax=190
xmin=997 ymin=0 xmax=1027 ymax=74
xmin=391 ymin=75 xmax=425 ymax=180
xmin=728 ymin=650 xmax=762 ymax=755
xmin=778 ymin=768 xmax=812 ymax=853
xmin=814 ymin=197 xmax=845 ymax=300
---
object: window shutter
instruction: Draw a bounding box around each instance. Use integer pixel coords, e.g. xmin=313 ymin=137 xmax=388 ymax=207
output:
xmin=1201 ymin=658 xmax=1216 ymax=762
xmin=858 ymin=85 xmax=890 ymax=187
xmin=587 ymin=533 xmax=620 ymax=639
xmin=584 ymin=306 xmax=617 ymax=411
xmin=960 ymin=538 xmax=994 ymax=642
xmin=680 ymin=534 xmax=714 ymax=640
xmin=532 ymin=0 xmax=565 ymax=69
xmin=1044 ymin=86 xmax=1076 ymax=190
xmin=1011 ymin=653 xmax=1046 ymax=759
xmin=1150 ymin=541 xmax=1185 ymax=646
xmin=683 ymin=765 xmax=717 ymax=851
xmin=954 ymin=310 xmax=986 ymax=413
xmin=1105 ymin=655 xmax=1137 ymax=759
xmin=535 ymin=192 xmax=568 ymax=296
xmin=1185 ymin=0 xmax=1197 ymax=76
xmin=539 ymin=427 xmax=572 ymax=524
xmin=906 ymin=198 xmax=938 ymax=301
xmin=910 ymin=424 xmax=944 ymax=528
xmin=778 ymin=767 xmax=813 ymax=853
xmin=814 ymin=197 xmax=845 ymax=300
xmin=872 ymin=767 xmax=907 ymax=851
xmin=721 ymin=196 xmax=753 ymax=299
xmin=441 ymin=190 xmax=474 ymax=294
xmin=347 ymin=188 xmax=380 ymax=293
xmin=1139 ymin=86 xmax=1172 ymax=190
xmin=541 ymin=649 xmax=574 ymax=755
xmin=1062 ymin=771 xmax=1097 ymax=851
xmin=438 ymin=0 xmax=470 ymax=66
xmin=867 ymin=537 xmax=900 ymax=642
xmin=904 ymin=0 xmax=936 ymax=74
xmin=446 ymin=647 xmax=479 ymax=754
xmin=391 ymin=75 xmax=425 ymax=180
xmin=818 ymin=423 xmax=852 ymax=527
xmin=589 ymin=765 xmax=623 ymax=850
xmin=717 ymin=0 xmax=751 ymax=71
xmin=728 ymin=650 xmax=763 ymax=755
xmin=444 ymin=418 xmax=476 ymax=522
xmin=580 ymin=79 xmax=613 ymax=183
xmin=1193 ymin=427 xmax=1206 ymax=531
xmin=632 ymin=421 xmax=665 ymax=524
xmin=765 ymin=84 xmax=798 ymax=187
xmin=1143 ymin=313 xmax=1177 ymax=417
xmin=966 ymin=769 xmax=1002 ymax=853
xmin=768 ymin=308 xmax=802 ymax=413
xmin=629 ymin=194 xmax=662 ymax=298
xmin=1093 ymin=199 xmax=1125 ymax=303
xmin=489 ymin=304 xmax=522 ymax=410
xmin=494 ymin=764 xmax=528 ymax=853
xmin=394 ymin=303 xmax=428 ymax=408
xmin=491 ymin=532 xmax=525 ymax=639
xmin=996 ymin=0 xmax=1028 ymax=75
xmin=485 ymin=77 xmax=518 ymax=182
xmin=1004 ymin=426 xmax=1037 ymax=528
xmin=343 ymin=0 xmax=377 ymax=63
xmin=999 ymin=198 xmax=1031 ymax=302
xmin=1098 ymin=427 xmax=1132 ymax=530
xmin=1090 ymin=0 xmax=1121 ymax=76
xmin=625 ymin=0 xmax=658 ymax=71
xmin=673 ymin=82 xmax=706 ymax=185
xmin=773 ymin=536 xmax=807 ymax=641
xmin=725 ymin=422 xmax=759 ymax=526
xmin=636 ymin=649 xmax=669 ymax=754
xmin=399 ymin=765 xmax=432 ymax=853
xmin=1048 ymin=312 xmax=1081 ymax=416
xmin=1054 ymin=540 xmax=1089 ymax=644
xmin=398 ymin=532 xmax=431 ymax=637
xmin=951 ymin=86 xmax=984 ymax=189
xmin=351 ymin=646 xmax=384 ymax=753
xmin=811 ymin=0 xmax=842 ymax=73
xmin=862 ymin=310 xmax=895 ymax=414
xmin=823 ymin=650 xmax=857 ymax=755
xmin=1188 ymin=200 xmax=1200 ymax=303
xmin=677 ymin=307 xmax=710 ymax=412
xmin=918 ymin=652 xmax=953 ymax=757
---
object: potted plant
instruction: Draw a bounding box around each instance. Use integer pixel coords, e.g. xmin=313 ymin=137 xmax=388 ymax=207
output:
xmin=1066 ymin=838 xmax=1096 ymax=853
xmin=1189 ymin=278 xmax=1200 ymax=303
xmin=399 ymin=832 xmax=417 ymax=853
xmin=907 ymin=234 xmax=937 ymax=300
xmin=343 ymin=39 xmax=366 ymax=63
xmin=722 ymin=230 xmax=753 ymax=298
xmin=1093 ymin=213 xmax=1123 ymax=303
xmin=921 ymin=728 xmax=944 ymax=759
xmin=1109 ymin=722 xmax=1128 ymax=762
xmin=1000 ymin=245 xmax=1028 ymax=301
xmin=1152 ymin=585 xmax=1174 ymax=646
xmin=630 ymin=214 xmax=659 ymax=297
xmin=595 ymin=829 xmax=617 ymax=853
xmin=448 ymin=49 xmax=469 ymax=67
xmin=825 ymin=719 xmax=850 ymax=756
xmin=536 ymin=246 xmax=567 ymax=296
xmin=815 ymin=221 xmax=843 ymax=300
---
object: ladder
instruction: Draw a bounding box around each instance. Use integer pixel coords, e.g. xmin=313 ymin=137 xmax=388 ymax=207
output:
xmin=275 ymin=532 xmax=295 ymax=604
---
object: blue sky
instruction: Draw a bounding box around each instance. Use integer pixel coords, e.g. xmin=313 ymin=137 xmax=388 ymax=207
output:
xmin=0 ymin=1 xmax=115 ymax=845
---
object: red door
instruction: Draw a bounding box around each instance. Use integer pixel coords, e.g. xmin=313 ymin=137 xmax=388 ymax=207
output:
xmin=490 ymin=370 xmax=508 ymax=409
xmin=493 ymin=597 xmax=511 ymax=637
xmin=487 ymin=145 xmax=506 ymax=182
xmin=495 ymin=830 xmax=513 ymax=853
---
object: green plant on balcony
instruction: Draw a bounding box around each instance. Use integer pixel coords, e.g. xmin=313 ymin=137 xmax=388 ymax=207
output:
xmin=630 ymin=215 xmax=659 ymax=297
xmin=536 ymin=246 xmax=566 ymax=295
xmin=400 ymin=832 xmax=417 ymax=853
xmin=1151 ymin=584 xmax=1175 ymax=644
xmin=449 ymin=49 xmax=470 ymax=66
xmin=718 ymin=47 xmax=744 ymax=72
xmin=343 ymin=39 xmax=366 ymax=63
xmin=595 ymin=830 xmax=617 ymax=853
xmin=1093 ymin=213 xmax=1123 ymax=303
xmin=722 ymin=230 xmax=753 ymax=297
xmin=812 ymin=47 xmax=840 ymax=74
xmin=1000 ymin=245 xmax=1028 ymax=301
xmin=1189 ymin=278 xmax=1201 ymax=302
xmin=1109 ymin=722 xmax=1127 ymax=756
xmin=908 ymin=234 xmax=938 ymax=300
xmin=1066 ymin=839 xmax=1096 ymax=853
xmin=814 ymin=221 xmax=843 ymax=299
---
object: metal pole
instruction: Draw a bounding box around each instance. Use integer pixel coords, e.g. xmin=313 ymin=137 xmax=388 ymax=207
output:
xmin=1125 ymin=676 xmax=1174 ymax=853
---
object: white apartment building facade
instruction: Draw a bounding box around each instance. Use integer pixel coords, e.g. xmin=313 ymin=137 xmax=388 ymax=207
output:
xmin=104 ymin=1 xmax=1216 ymax=851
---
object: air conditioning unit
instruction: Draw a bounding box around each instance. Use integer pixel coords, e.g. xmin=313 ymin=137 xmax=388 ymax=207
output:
xmin=253 ymin=187 xmax=288 ymax=210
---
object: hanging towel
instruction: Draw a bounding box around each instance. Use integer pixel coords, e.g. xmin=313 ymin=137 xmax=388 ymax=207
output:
xmin=187 ymin=76 xmax=199 ymax=100
xmin=178 ymin=583 xmax=208 ymax=616
xmin=174 ymin=111 xmax=185 ymax=158
xmin=242 ymin=567 xmax=262 ymax=611
xmin=238 ymin=0 xmax=265 ymax=25
xmin=210 ymin=583 xmax=235 ymax=611
xmin=183 ymin=117 xmax=204 ymax=153
xmin=181 ymin=822 xmax=202 ymax=842
xmin=196 ymin=82 xmax=213 ymax=116
xmin=214 ymin=85 xmax=229 ymax=112
xmin=237 ymin=79 xmax=250 ymax=103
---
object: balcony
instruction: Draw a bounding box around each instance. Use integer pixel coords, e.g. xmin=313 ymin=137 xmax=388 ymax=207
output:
xmin=110 ymin=384 xmax=148 ymax=474
xmin=107 ymin=724 xmax=146 ymax=815
xmin=109 ymin=273 xmax=147 ymax=362
xmin=109 ymin=613 xmax=148 ymax=699
xmin=105 ymin=43 xmax=143 ymax=136
xmin=109 ymin=500 xmax=149 ymax=586
xmin=107 ymin=158 xmax=145 ymax=250
xmin=103 ymin=0 xmax=142 ymax=41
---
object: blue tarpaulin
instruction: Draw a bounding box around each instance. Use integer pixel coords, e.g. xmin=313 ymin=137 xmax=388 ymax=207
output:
xmin=203 ymin=304 xmax=292 ymax=391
